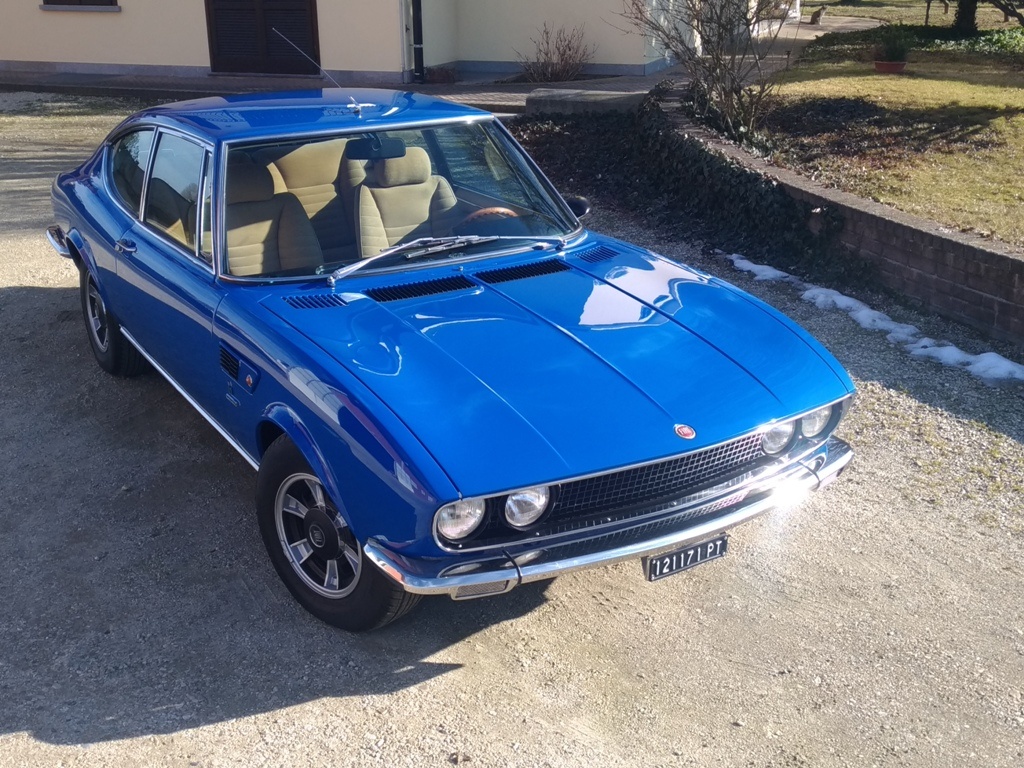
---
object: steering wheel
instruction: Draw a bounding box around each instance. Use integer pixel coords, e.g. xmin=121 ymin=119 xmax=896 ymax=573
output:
xmin=455 ymin=207 xmax=519 ymax=229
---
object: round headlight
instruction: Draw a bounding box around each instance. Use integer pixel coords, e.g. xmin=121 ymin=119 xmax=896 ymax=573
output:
xmin=436 ymin=498 xmax=486 ymax=540
xmin=762 ymin=421 xmax=796 ymax=455
xmin=800 ymin=406 xmax=833 ymax=438
xmin=504 ymin=486 xmax=551 ymax=529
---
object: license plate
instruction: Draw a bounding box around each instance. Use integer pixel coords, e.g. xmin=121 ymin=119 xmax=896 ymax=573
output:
xmin=643 ymin=535 xmax=728 ymax=582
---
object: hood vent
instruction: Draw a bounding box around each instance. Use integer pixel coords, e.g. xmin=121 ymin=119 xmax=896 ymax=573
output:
xmin=283 ymin=293 xmax=348 ymax=309
xmin=578 ymin=245 xmax=618 ymax=264
xmin=365 ymin=275 xmax=476 ymax=303
xmin=476 ymin=259 xmax=569 ymax=285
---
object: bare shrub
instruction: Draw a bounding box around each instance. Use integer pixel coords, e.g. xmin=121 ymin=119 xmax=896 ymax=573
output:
xmin=622 ymin=0 xmax=787 ymax=143
xmin=516 ymin=23 xmax=597 ymax=83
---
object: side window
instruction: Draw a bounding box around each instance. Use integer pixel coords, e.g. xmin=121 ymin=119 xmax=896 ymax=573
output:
xmin=144 ymin=132 xmax=205 ymax=251
xmin=109 ymin=129 xmax=154 ymax=217
xmin=429 ymin=125 xmax=531 ymax=207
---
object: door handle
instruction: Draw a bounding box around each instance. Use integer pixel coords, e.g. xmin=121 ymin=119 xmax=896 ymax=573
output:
xmin=115 ymin=238 xmax=137 ymax=254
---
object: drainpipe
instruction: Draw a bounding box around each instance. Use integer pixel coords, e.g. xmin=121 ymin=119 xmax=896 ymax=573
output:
xmin=411 ymin=0 xmax=425 ymax=83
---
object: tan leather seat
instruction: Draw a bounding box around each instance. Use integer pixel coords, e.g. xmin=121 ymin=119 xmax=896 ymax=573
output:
xmin=224 ymin=161 xmax=324 ymax=277
xmin=257 ymin=138 xmax=366 ymax=265
xmin=145 ymin=178 xmax=195 ymax=247
xmin=354 ymin=147 xmax=460 ymax=258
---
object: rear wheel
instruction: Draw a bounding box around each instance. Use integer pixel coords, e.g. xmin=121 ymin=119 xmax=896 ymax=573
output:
xmin=79 ymin=268 xmax=147 ymax=377
xmin=256 ymin=436 xmax=420 ymax=631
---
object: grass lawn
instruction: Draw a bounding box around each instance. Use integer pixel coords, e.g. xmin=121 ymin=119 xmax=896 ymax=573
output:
xmin=800 ymin=0 xmax=1011 ymax=28
xmin=765 ymin=26 xmax=1024 ymax=249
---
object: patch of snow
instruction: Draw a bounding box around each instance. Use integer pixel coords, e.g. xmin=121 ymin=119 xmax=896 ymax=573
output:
xmin=725 ymin=254 xmax=794 ymax=282
xmin=720 ymin=254 xmax=1024 ymax=383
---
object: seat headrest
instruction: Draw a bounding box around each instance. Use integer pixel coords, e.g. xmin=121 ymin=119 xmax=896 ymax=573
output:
xmin=374 ymin=146 xmax=431 ymax=188
xmin=226 ymin=162 xmax=276 ymax=205
xmin=269 ymin=138 xmax=348 ymax=188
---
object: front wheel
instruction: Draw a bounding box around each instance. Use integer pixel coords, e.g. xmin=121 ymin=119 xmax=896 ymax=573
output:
xmin=256 ymin=436 xmax=421 ymax=631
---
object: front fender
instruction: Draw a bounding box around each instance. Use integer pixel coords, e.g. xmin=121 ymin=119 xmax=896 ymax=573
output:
xmin=258 ymin=403 xmax=350 ymax=526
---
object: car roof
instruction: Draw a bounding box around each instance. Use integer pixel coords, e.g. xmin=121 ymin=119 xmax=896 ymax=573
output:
xmin=126 ymin=88 xmax=493 ymax=144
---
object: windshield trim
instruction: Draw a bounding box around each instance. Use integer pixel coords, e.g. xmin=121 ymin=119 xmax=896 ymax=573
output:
xmin=219 ymin=232 xmax=588 ymax=286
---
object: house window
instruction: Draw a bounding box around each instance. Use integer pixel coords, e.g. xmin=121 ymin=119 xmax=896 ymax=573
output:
xmin=41 ymin=1 xmax=119 ymax=7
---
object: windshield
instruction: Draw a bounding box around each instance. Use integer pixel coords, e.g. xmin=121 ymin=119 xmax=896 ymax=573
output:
xmin=222 ymin=121 xmax=578 ymax=280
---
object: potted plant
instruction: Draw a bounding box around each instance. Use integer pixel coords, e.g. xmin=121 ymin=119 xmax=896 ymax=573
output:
xmin=873 ymin=24 xmax=911 ymax=74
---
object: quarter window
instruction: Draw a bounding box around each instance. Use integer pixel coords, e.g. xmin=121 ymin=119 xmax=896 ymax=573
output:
xmin=144 ymin=133 xmax=206 ymax=251
xmin=109 ymin=129 xmax=154 ymax=217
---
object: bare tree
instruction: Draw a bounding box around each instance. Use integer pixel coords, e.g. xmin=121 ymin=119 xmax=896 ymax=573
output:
xmin=622 ymin=0 xmax=789 ymax=142
xmin=987 ymin=0 xmax=1024 ymax=26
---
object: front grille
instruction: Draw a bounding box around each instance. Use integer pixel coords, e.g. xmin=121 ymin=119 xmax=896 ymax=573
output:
xmin=552 ymin=433 xmax=764 ymax=520
xmin=456 ymin=433 xmax=767 ymax=550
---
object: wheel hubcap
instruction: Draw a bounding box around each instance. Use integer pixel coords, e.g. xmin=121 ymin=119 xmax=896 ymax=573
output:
xmin=86 ymin=281 xmax=109 ymax=352
xmin=275 ymin=473 xmax=361 ymax=599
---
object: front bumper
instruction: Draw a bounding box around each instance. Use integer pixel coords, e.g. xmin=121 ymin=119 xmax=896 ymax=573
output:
xmin=364 ymin=436 xmax=853 ymax=600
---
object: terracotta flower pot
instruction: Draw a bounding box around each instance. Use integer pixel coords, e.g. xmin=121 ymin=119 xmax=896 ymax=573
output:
xmin=874 ymin=60 xmax=907 ymax=74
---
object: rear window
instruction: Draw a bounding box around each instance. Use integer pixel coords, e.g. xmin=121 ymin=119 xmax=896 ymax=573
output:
xmin=109 ymin=129 xmax=154 ymax=217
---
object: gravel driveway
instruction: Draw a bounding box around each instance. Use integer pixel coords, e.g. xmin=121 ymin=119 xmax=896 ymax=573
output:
xmin=1 ymin=93 xmax=1022 ymax=768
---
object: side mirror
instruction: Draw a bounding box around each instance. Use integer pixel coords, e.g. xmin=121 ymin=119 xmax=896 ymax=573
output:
xmin=565 ymin=196 xmax=592 ymax=219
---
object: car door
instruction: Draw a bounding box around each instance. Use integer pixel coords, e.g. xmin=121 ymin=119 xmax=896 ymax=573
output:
xmin=113 ymin=129 xmax=225 ymax=412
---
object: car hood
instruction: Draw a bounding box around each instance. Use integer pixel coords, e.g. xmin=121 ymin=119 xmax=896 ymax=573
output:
xmin=264 ymin=242 xmax=853 ymax=497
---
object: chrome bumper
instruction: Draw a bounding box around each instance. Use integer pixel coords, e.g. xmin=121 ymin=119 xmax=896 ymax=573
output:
xmin=364 ymin=436 xmax=853 ymax=600
xmin=46 ymin=225 xmax=72 ymax=258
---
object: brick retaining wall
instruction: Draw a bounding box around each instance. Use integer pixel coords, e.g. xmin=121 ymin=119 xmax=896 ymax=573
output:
xmin=684 ymin=117 xmax=1024 ymax=347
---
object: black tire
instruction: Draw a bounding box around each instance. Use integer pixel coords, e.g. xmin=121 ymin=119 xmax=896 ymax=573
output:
xmin=79 ymin=267 xmax=148 ymax=377
xmin=256 ymin=435 xmax=421 ymax=631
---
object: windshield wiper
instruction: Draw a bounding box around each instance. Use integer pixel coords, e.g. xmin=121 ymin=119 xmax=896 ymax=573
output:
xmin=326 ymin=234 xmax=568 ymax=286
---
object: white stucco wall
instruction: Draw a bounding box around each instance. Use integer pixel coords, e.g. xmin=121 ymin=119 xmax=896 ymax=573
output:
xmin=0 ymin=0 xmax=210 ymax=68
xmin=421 ymin=0 xmax=459 ymax=67
xmin=318 ymin=1 xmax=405 ymax=74
xmin=452 ymin=0 xmax=658 ymax=72
xmin=0 ymin=0 xmax=662 ymax=79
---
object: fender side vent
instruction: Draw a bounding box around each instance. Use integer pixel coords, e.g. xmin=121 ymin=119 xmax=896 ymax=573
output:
xmin=219 ymin=347 xmax=240 ymax=380
xmin=476 ymin=259 xmax=569 ymax=284
xmin=578 ymin=245 xmax=618 ymax=264
xmin=283 ymin=293 xmax=348 ymax=309
xmin=365 ymin=275 xmax=476 ymax=303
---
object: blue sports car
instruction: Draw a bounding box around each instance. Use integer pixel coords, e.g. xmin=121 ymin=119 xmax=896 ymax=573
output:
xmin=47 ymin=89 xmax=854 ymax=631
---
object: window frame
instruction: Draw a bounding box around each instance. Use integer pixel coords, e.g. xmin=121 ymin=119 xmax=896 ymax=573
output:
xmin=105 ymin=124 xmax=216 ymax=275
xmin=40 ymin=1 xmax=120 ymax=10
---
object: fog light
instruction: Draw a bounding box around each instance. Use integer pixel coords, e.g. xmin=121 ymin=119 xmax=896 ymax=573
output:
xmin=436 ymin=498 xmax=486 ymax=540
xmin=504 ymin=486 xmax=551 ymax=528
xmin=762 ymin=421 xmax=796 ymax=455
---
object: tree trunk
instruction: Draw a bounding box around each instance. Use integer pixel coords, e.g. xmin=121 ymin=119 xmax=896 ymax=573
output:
xmin=953 ymin=0 xmax=979 ymax=35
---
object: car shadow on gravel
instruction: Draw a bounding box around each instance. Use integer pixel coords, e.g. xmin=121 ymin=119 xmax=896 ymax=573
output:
xmin=0 ymin=285 xmax=552 ymax=746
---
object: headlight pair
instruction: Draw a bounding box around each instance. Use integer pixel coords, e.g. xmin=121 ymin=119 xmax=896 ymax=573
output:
xmin=436 ymin=485 xmax=551 ymax=541
xmin=761 ymin=404 xmax=836 ymax=455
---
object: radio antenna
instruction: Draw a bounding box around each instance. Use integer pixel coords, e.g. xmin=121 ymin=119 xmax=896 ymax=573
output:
xmin=271 ymin=27 xmax=341 ymax=89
